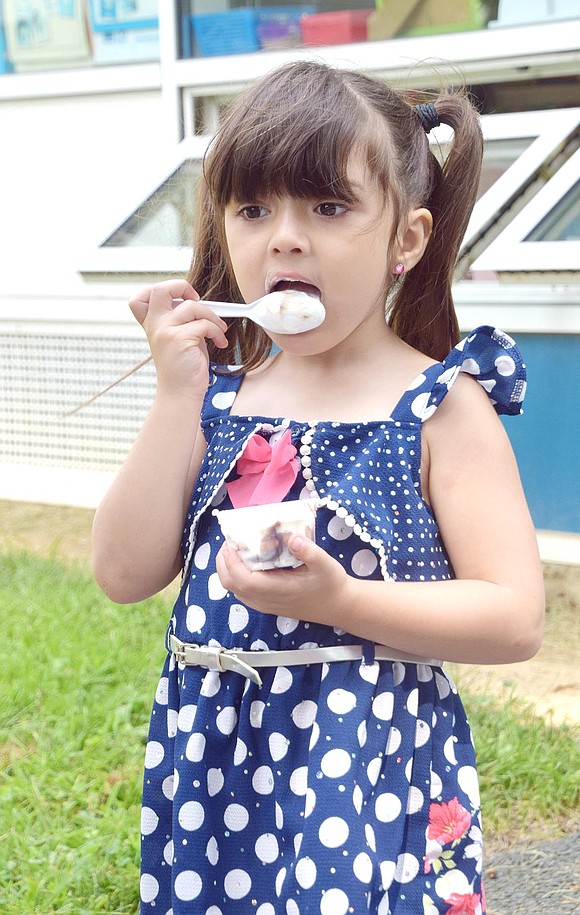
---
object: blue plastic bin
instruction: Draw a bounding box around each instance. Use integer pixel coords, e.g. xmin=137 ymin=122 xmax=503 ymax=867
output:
xmin=190 ymin=6 xmax=315 ymax=58
xmin=192 ymin=8 xmax=260 ymax=57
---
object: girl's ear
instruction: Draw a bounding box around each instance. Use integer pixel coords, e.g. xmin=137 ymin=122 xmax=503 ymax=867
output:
xmin=395 ymin=207 xmax=433 ymax=270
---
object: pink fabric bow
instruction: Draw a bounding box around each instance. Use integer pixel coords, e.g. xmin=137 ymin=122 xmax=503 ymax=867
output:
xmin=226 ymin=430 xmax=299 ymax=509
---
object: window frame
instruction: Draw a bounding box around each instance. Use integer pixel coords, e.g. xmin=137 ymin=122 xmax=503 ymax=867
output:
xmin=80 ymin=92 xmax=580 ymax=281
xmin=470 ymin=144 xmax=580 ymax=273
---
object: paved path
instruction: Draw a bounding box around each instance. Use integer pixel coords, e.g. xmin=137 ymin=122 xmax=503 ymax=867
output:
xmin=485 ymin=833 xmax=580 ymax=914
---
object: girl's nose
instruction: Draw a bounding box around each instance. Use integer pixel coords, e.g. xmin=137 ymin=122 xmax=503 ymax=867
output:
xmin=269 ymin=207 xmax=310 ymax=255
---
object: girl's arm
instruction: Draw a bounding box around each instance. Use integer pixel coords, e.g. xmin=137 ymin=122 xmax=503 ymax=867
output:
xmin=92 ymin=281 xmax=229 ymax=604
xmin=217 ymin=376 xmax=545 ymax=665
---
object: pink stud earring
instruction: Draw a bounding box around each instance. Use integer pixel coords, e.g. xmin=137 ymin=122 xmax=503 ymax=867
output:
xmin=393 ymin=263 xmax=405 ymax=276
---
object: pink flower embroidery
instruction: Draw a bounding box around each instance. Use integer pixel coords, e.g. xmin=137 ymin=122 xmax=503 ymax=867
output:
xmin=428 ymin=797 xmax=471 ymax=845
xmin=226 ymin=429 xmax=299 ymax=508
xmin=445 ymin=892 xmax=481 ymax=915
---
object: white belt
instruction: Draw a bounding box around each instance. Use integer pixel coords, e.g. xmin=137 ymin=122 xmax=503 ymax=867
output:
xmin=168 ymin=634 xmax=442 ymax=689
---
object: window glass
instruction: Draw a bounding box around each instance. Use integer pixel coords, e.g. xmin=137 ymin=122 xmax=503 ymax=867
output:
xmin=478 ymin=137 xmax=534 ymax=196
xmin=1 ymin=0 xmax=159 ymax=73
xmin=176 ymin=0 xmax=578 ymax=61
xmin=433 ymin=137 xmax=533 ymax=199
xmin=177 ymin=0 xmax=499 ymax=60
xmin=525 ymin=179 xmax=580 ymax=241
xmin=184 ymin=93 xmax=236 ymax=137
xmin=101 ymin=135 xmax=539 ymax=251
xmin=103 ymin=159 xmax=201 ymax=248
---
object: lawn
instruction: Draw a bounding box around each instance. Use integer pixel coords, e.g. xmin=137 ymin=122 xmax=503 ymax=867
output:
xmin=0 ymin=548 xmax=578 ymax=912
xmin=0 ymin=552 xmax=167 ymax=913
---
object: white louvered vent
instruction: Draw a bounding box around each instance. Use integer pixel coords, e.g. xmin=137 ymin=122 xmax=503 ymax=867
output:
xmin=1 ymin=332 xmax=155 ymax=473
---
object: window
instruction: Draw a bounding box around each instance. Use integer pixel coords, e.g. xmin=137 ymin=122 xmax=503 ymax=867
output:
xmin=470 ymin=143 xmax=580 ymax=275
xmin=527 ymin=178 xmax=580 ymax=241
xmin=81 ymin=104 xmax=580 ymax=282
xmin=80 ymin=136 xmax=208 ymax=280
xmin=458 ymin=108 xmax=580 ymax=277
xmin=104 ymin=159 xmax=202 ymax=248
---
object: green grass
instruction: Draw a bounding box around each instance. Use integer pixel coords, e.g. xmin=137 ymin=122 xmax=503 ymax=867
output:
xmin=0 ymin=552 xmax=169 ymax=914
xmin=0 ymin=551 xmax=578 ymax=912
xmin=467 ymin=690 xmax=580 ymax=839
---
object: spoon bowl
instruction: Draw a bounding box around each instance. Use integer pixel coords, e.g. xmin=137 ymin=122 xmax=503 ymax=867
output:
xmin=201 ymin=289 xmax=325 ymax=334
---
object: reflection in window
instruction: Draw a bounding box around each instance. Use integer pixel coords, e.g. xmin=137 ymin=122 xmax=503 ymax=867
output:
xmin=176 ymin=0 xmax=491 ymax=59
xmin=431 ymin=137 xmax=533 ymax=199
xmin=2 ymin=0 xmax=159 ymax=73
xmin=526 ymin=179 xmax=580 ymax=241
xmin=478 ymin=137 xmax=533 ymax=197
xmin=103 ymin=160 xmax=201 ymax=248
xmin=100 ymin=136 xmax=541 ymax=250
xmin=189 ymin=94 xmax=236 ymax=136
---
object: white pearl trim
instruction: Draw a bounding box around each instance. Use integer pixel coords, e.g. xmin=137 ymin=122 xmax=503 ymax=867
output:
xmin=299 ymin=423 xmax=319 ymax=499
xmin=298 ymin=422 xmax=392 ymax=580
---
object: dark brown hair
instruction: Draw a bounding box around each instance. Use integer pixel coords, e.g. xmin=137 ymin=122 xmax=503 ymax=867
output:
xmin=187 ymin=60 xmax=483 ymax=367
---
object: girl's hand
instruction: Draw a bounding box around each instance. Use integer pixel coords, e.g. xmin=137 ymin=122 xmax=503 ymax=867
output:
xmin=216 ymin=535 xmax=351 ymax=625
xmin=129 ymin=280 xmax=229 ymax=397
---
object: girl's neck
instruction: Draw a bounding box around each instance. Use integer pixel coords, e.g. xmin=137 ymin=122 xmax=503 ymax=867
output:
xmin=234 ymin=330 xmax=435 ymax=424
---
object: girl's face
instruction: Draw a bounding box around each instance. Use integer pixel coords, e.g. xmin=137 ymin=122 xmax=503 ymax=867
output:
xmin=223 ymin=155 xmax=400 ymax=354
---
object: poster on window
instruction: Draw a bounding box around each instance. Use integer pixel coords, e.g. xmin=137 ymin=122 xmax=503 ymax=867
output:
xmin=89 ymin=0 xmax=158 ymax=30
xmin=4 ymin=0 xmax=92 ymax=70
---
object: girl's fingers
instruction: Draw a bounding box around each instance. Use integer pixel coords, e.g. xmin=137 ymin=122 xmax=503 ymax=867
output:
xmin=185 ymin=317 xmax=229 ymax=349
xmin=128 ymin=289 xmax=151 ymax=326
xmin=129 ymin=282 xmax=228 ymax=348
xmin=169 ymin=299 xmax=228 ymax=332
xmin=148 ymin=280 xmax=200 ymax=316
xmin=129 ymin=280 xmax=200 ymax=326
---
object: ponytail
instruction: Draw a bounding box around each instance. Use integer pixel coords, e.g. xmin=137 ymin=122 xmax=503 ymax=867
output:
xmin=388 ymin=90 xmax=483 ymax=361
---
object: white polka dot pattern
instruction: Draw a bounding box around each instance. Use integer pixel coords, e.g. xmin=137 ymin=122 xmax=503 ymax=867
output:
xmin=140 ymin=328 xmax=525 ymax=912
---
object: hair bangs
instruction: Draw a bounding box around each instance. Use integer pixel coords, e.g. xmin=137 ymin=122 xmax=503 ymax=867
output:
xmin=204 ymin=64 xmax=393 ymax=208
xmin=206 ymin=113 xmax=364 ymax=206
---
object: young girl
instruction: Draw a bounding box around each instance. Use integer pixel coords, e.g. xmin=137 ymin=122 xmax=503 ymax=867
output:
xmin=93 ymin=61 xmax=544 ymax=915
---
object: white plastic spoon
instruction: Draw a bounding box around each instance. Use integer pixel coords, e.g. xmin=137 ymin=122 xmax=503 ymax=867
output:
xmin=66 ymin=290 xmax=324 ymax=414
xmin=198 ymin=289 xmax=325 ymax=335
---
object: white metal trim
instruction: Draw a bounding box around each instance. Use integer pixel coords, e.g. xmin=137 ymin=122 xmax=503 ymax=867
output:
xmin=0 ymin=464 xmax=115 ymax=509
xmin=537 ymin=530 xmax=580 ymax=565
xmin=172 ymin=20 xmax=580 ymax=92
xmin=0 ymin=19 xmax=577 ymax=105
xmin=3 ymin=283 xmax=580 ymax=334
xmin=0 ymin=63 xmax=161 ymax=100
xmin=463 ymin=109 xmax=580 ymax=248
xmin=158 ymin=0 xmax=182 ymax=144
xmin=455 ymin=281 xmax=580 ymax=332
xmin=0 ymin=297 xmax=145 ymax=336
xmin=472 ymin=148 xmax=580 ymax=272
xmin=80 ymin=246 xmax=193 ymax=276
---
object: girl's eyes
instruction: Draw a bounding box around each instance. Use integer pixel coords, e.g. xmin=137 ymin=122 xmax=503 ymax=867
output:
xmin=239 ymin=205 xmax=268 ymax=220
xmin=315 ymin=202 xmax=347 ymax=218
xmin=236 ymin=201 xmax=348 ymax=220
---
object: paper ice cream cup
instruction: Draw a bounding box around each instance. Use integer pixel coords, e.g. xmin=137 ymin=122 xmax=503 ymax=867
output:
xmin=214 ymin=499 xmax=318 ymax=571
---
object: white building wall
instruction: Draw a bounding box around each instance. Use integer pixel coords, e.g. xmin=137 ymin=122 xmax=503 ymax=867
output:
xmin=0 ymin=88 xmax=165 ymax=293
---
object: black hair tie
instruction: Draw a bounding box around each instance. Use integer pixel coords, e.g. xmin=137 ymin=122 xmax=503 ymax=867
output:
xmin=415 ymin=102 xmax=440 ymax=133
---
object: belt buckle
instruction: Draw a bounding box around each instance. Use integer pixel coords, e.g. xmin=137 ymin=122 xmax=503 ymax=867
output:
xmin=195 ymin=644 xmax=226 ymax=672
xmin=171 ymin=636 xmax=190 ymax=664
xmin=172 ymin=636 xmax=225 ymax=672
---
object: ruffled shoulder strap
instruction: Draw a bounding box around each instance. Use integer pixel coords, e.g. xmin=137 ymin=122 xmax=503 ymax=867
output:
xmin=391 ymin=326 xmax=527 ymax=424
xmin=201 ymin=364 xmax=244 ymax=427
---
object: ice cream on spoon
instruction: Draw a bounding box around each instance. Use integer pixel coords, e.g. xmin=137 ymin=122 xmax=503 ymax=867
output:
xmin=199 ymin=289 xmax=325 ymax=334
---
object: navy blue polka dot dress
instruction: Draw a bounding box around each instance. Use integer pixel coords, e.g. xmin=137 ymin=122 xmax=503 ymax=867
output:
xmin=139 ymin=327 xmax=526 ymax=915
